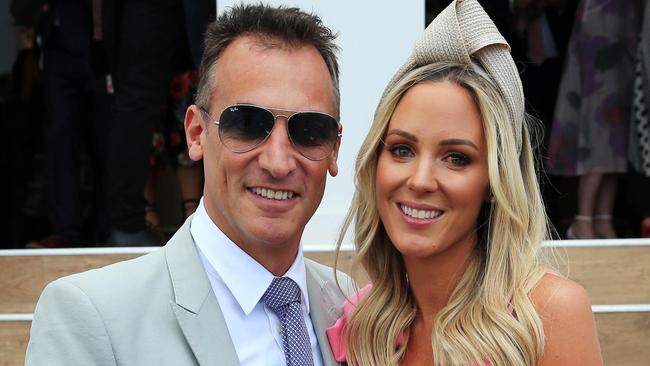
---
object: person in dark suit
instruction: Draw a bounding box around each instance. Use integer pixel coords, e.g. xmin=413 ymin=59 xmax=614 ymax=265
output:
xmin=28 ymin=0 xmax=113 ymax=247
xmin=26 ymin=4 xmax=353 ymax=365
xmin=105 ymin=0 xmax=214 ymax=245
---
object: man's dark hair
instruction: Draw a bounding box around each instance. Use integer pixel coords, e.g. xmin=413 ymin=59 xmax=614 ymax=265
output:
xmin=195 ymin=3 xmax=340 ymax=117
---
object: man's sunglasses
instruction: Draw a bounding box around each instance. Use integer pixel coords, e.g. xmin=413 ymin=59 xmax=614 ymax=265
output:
xmin=199 ymin=104 xmax=341 ymax=161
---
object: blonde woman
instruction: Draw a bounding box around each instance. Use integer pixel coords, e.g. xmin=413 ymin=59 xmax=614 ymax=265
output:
xmin=327 ymin=1 xmax=602 ymax=365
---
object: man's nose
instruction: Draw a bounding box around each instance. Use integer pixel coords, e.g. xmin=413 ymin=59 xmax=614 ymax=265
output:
xmin=257 ymin=118 xmax=297 ymax=178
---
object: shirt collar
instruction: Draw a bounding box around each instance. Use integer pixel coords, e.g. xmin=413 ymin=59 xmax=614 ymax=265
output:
xmin=190 ymin=198 xmax=310 ymax=315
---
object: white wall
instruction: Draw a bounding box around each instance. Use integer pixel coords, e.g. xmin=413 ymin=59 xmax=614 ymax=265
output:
xmin=217 ymin=0 xmax=424 ymax=249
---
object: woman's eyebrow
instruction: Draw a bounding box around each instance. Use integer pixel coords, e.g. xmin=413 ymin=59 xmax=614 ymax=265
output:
xmin=440 ymin=138 xmax=479 ymax=151
xmin=385 ymin=129 xmax=418 ymax=142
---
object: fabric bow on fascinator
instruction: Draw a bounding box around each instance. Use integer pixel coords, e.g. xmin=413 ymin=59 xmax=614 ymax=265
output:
xmin=381 ymin=0 xmax=525 ymax=153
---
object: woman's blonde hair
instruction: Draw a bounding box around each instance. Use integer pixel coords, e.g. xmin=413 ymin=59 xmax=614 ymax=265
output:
xmin=335 ymin=61 xmax=553 ymax=365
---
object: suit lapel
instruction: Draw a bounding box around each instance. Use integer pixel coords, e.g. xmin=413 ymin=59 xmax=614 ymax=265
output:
xmin=306 ymin=262 xmax=343 ymax=366
xmin=166 ymin=218 xmax=240 ymax=366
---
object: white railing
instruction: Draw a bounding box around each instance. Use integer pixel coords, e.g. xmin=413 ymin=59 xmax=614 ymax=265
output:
xmin=2 ymin=238 xmax=650 ymax=257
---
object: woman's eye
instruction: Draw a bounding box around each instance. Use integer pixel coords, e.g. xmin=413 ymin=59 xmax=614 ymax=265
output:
xmin=388 ymin=144 xmax=414 ymax=158
xmin=446 ymin=152 xmax=470 ymax=166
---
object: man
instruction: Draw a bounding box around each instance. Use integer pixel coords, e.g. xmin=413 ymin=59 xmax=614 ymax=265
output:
xmin=25 ymin=4 xmax=351 ymax=365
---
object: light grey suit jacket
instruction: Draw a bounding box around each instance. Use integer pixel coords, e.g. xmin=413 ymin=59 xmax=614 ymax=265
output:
xmin=25 ymin=219 xmax=352 ymax=365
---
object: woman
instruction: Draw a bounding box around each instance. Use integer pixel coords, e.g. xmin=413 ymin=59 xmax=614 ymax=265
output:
xmin=329 ymin=1 xmax=603 ymax=365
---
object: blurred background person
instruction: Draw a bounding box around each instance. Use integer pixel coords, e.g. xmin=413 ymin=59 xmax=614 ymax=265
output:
xmin=105 ymin=0 xmax=213 ymax=246
xmin=547 ymin=0 xmax=643 ymax=239
xmin=24 ymin=0 xmax=114 ymax=248
xmin=143 ymin=70 xmax=203 ymax=233
xmin=628 ymin=1 xmax=650 ymax=238
xmin=4 ymin=1 xmax=46 ymax=248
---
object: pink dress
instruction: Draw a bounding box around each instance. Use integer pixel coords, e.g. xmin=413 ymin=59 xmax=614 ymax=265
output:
xmin=326 ymin=284 xmax=405 ymax=362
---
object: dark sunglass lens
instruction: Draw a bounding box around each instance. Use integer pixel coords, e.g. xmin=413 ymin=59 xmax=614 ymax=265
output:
xmin=288 ymin=113 xmax=338 ymax=159
xmin=219 ymin=105 xmax=274 ymax=151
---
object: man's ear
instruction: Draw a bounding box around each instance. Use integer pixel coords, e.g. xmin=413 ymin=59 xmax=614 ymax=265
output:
xmin=328 ymin=124 xmax=342 ymax=177
xmin=185 ymin=105 xmax=205 ymax=161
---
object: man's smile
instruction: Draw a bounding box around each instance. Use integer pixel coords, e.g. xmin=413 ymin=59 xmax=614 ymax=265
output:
xmin=249 ymin=187 xmax=298 ymax=201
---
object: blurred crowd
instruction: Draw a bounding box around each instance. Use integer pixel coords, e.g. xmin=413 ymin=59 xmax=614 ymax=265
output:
xmin=1 ymin=0 xmax=214 ymax=248
xmin=0 ymin=0 xmax=648 ymax=249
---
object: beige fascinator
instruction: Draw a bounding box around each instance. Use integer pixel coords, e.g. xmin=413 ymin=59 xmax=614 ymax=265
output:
xmin=382 ymin=0 xmax=525 ymax=153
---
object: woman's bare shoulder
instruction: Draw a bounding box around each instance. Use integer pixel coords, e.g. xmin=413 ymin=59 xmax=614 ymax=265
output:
xmin=530 ymin=273 xmax=590 ymax=315
xmin=529 ymin=273 xmax=603 ymax=366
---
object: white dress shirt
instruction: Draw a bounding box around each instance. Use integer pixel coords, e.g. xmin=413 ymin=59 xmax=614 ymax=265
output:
xmin=190 ymin=199 xmax=324 ymax=366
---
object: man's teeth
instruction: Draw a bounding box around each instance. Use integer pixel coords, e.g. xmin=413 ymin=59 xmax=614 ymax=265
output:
xmin=400 ymin=204 xmax=442 ymax=219
xmin=251 ymin=187 xmax=295 ymax=200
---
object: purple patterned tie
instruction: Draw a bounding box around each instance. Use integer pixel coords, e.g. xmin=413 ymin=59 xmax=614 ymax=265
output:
xmin=262 ymin=277 xmax=314 ymax=366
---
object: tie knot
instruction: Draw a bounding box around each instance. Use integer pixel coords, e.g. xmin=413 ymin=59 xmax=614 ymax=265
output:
xmin=262 ymin=277 xmax=302 ymax=317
